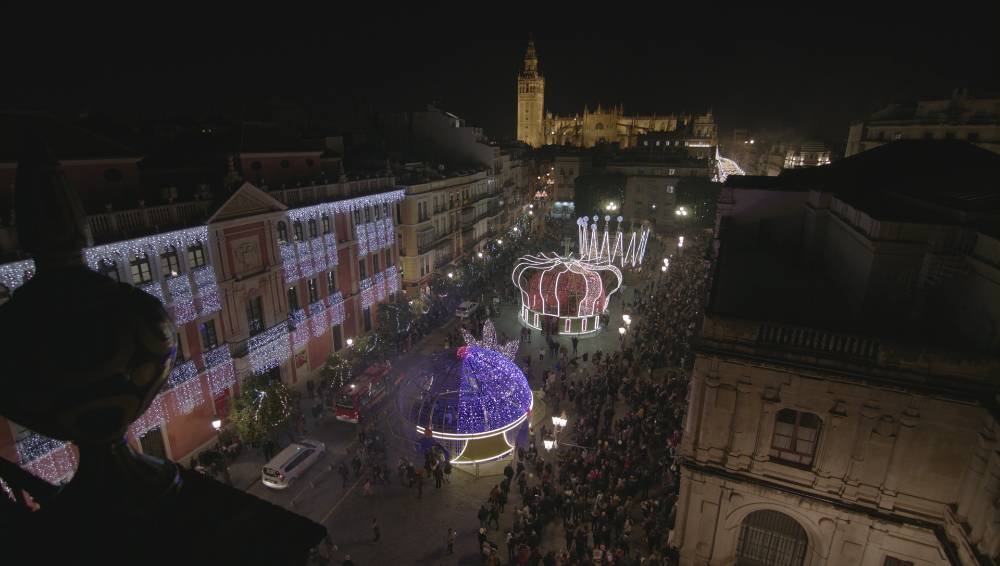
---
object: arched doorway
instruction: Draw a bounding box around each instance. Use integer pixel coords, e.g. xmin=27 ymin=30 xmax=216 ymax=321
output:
xmin=736 ymin=510 xmax=808 ymax=566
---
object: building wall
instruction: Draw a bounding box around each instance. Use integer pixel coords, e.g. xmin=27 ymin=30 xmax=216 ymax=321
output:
xmin=622 ymin=175 xmax=677 ymax=229
xmin=675 ymin=328 xmax=987 ymax=565
xmin=238 ymin=152 xmax=329 ymax=189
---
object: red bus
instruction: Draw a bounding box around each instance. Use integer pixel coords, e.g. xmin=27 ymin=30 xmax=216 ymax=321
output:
xmin=334 ymin=362 xmax=393 ymax=423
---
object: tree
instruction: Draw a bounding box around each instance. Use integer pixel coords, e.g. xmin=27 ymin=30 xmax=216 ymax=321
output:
xmin=228 ymin=376 xmax=297 ymax=445
xmin=375 ymin=297 xmax=415 ymax=353
xmin=573 ymin=171 xmax=625 ymax=217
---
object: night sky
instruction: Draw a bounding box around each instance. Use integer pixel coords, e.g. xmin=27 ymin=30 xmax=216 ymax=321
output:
xmin=5 ymin=27 xmax=998 ymax=151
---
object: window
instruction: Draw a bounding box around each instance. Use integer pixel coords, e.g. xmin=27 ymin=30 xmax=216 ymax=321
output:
xmin=200 ymin=320 xmax=218 ymax=350
xmin=923 ymin=131 xmax=934 ymax=140
xmin=160 ymin=247 xmax=181 ymax=279
xmin=251 ymin=161 xmax=262 ymax=171
xmin=352 ymin=209 xmax=361 ymax=226
xmin=968 ymin=132 xmax=980 ymax=142
xmin=364 ymin=207 xmax=371 ymax=223
xmin=737 ymin=510 xmax=808 ymax=566
xmin=187 ymin=243 xmax=206 ymax=268
xmin=306 ymin=158 xmax=314 ymax=167
xmin=363 ymin=306 xmax=372 ymax=332
xmin=308 ymin=219 xmax=318 ymax=239
xmin=308 ymin=278 xmax=318 ymax=304
xmin=893 ymin=132 xmax=902 ymax=140
xmin=770 ymin=409 xmax=821 ymax=468
xmin=280 ymin=159 xmax=290 ymax=169
xmin=247 ymin=296 xmax=264 ymax=336
xmin=332 ymin=325 xmax=343 ymax=350
xmin=372 ymin=254 xmax=380 ymax=274
xmin=293 ymin=222 xmax=304 ymax=242
xmin=327 ymin=271 xmax=336 ymax=294
xmin=277 ymin=222 xmax=289 ymax=244
xmin=945 ymin=131 xmax=956 ymax=140
xmin=876 ymin=131 xmax=885 ymax=141
xmin=322 ymin=215 xmax=331 ymax=235
xmin=99 ymin=260 xmax=120 ymax=282
xmin=130 ymin=254 xmax=153 ymax=285
xmin=666 ymin=185 xmax=675 ymax=194
xmin=103 ymin=168 xmax=123 ymax=182
xmin=358 ymin=259 xmax=367 ymax=280
xmin=883 ymin=558 xmax=915 ymax=566
xmin=384 ymin=249 xmax=393 ymax=269
xmin=287 ymin=286 xmax=300 ymax=313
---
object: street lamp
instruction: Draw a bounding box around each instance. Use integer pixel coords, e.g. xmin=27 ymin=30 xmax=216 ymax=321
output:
xmin=346 ymin=338 xmax=354 ymax=347
xmin=661 ymin=265 xmax=667 ymax=272
xmin=497 ymin=239 xmax=503 ymax=245
xmin=477 ymin=252 xmax=484 ymax=259
xmin=212 ymin=419 xmax=232 ymax=485
xmin=678 ymin=236 xmax=684 ymax=248
xmin=543 ymin=439 xmax=556 ymax=451
xmin=618 ymin=327 xmax=626 ymax=336
xmin=447 ymin=272 xmax=454 ymax=279
xmin=622 ymin=314 xmax=631 ymax=325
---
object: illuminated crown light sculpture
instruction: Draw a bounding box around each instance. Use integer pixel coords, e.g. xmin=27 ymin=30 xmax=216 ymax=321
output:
xmin=512 ymin=252 xmax=623 ymax=336
xmin=398 ymin=320 xmax=530 ymax=466
xmin=577 ymin=215 xmax=650 ymax=269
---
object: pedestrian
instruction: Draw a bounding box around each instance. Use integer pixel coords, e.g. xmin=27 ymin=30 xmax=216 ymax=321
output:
xmin=478 ymin=503 xmax=489 ymax=529
xmin=489 ymin=502 xmax=500 ymax=530
xmin=363 ymin=477 xmax=373 ymax=497
xmin=539 ymin=347 xmax=544 ymax=363
xmin=447 ymin=527 xmax=456 ymax=555
xmin=416 ymin=469 xmax=424 ymax=499
xmin=372 ymin=517 xmax=380 ymax=543
xmin=434 ymin=463 xmax=444 ymax=488
xmin=571 ymin=336 xmax=579 ymax=354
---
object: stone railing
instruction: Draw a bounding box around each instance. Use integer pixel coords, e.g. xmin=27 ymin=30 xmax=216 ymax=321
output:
xmin=88 ymin=200 xmax=213 ymax=243
xmin=756 ymin=322 xmax=879 ymax=361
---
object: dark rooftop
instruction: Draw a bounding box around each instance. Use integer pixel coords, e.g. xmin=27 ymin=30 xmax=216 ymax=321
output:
xmin=0 ymin=112 xmax=143 ymax=162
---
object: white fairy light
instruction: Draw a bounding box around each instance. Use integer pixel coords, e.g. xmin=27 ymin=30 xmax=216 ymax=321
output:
xmin=193 ymin=266 xmax=221 ymax=316
xmin=281 ymin=243 xmax=299 ymax=283
xmin=310 ymin=300 xmax=329 ymax=338
xmin=328 ymin=292 xmax=346 ymax=326
xmin=84 ymin=226 xmax=209 ymax=270
xmin=0 ymin=258 xmax=34 ymax=291
xmin=248 ymin=324 xmax=291 ymax=374
xmin=204 ymin=344 xmax=236 ymax=398
xmin=167 ymin=275 xmax=196 ymax=325
xmin=290 ymin=308 xmax=310 ymax=350
xmin=356 ymin=223 xmax=369 ymax=258
xmin=297 ymin=242 xmax=316 ymax=279
xmin=374 ymin=272 xmax=386 ymax=301
xmin=361 ymin=278 xmax=374 ymax=309
xmin=166 ymin=359 xmax=205 ymax=416
xmin=311 ymin=240 xmax=328 ymax=272
xmin=17 ymin=433 xmax=77 ymax=485
xmin=325 ymin=233 xmax=339 ymax=267
xmin=386 ymin=266 xmax=400 ymax=295
xmin=130 ymin=393 xmax=167 ymax=438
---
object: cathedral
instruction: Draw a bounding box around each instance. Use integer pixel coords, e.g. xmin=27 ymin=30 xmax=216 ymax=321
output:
xmin=516 ymin=39 xmax=718 ymax=150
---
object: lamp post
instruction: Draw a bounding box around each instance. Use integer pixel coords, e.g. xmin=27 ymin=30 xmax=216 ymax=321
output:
xmin=212 ymin=419 xmax=233 ymax=486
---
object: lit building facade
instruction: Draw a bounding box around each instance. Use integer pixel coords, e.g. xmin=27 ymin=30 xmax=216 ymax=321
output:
xmin=0 ymin=131 xmax=404 ymax=483
xmin=674 ymin=141 xmax=1000 ymax=566
xmin=846 ymin=90 xmax=1000 ymax=157
xmin=783 ymin=141 xmax=832 ymax=169
xmin=515 ymin=41 xmax=717 ymax=151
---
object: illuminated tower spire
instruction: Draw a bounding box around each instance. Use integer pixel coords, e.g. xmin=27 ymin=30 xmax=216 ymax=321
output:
xmin=516 ymin=35 xmax=545 ymax=148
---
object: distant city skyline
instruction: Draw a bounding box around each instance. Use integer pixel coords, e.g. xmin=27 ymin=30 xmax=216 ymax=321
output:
xmin=5 ymin=29 xmax=998 ymax=151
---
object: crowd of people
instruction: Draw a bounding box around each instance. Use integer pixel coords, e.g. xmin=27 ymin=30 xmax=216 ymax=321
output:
xmin=469 ymin=229 xmax=713 ymax=565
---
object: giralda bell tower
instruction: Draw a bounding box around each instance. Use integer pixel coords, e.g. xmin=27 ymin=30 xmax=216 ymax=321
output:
xmin=516 ymin=37 xmax=545 ymax=148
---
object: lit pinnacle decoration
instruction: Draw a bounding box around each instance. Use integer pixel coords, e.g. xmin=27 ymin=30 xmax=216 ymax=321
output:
xmin=460 ymin=319 xmax=519 ymax=360
xmin=577 ymin=215 xmax=650 ymax=269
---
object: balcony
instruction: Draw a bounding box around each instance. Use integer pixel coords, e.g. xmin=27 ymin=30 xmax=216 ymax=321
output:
xmin=88 ymin=200 xmax=214 ymax=244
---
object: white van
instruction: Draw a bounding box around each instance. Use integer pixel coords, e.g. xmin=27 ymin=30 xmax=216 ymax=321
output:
xmin=261 ymin=439 xmax=326 ymax=489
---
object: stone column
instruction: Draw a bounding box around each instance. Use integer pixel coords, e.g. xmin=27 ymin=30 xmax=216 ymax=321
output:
xmin=956 ymin=425 xmax=996 ymax=520
xmin=843 ymin=403 xmax=880 ymax=500
xmin=750 ymin=387 xmax=780 ymax=471
xmin=880 ymin=409 xmax=919 ymax=510
xmin=696 ymin=372 xmax=721 ymax=462
xmin=726 ymin=379 xmax=756 ymax=471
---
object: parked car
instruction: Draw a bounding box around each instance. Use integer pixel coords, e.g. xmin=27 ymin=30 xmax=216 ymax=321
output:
xmin=455 ymin=301 xmax=479 ymax=319
xmin=261 ymin=439 xmax=326 ymax=489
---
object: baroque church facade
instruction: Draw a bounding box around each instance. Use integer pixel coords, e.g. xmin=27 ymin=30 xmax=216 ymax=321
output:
xmin=516 ymin=39 xmax=718 ymax=150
